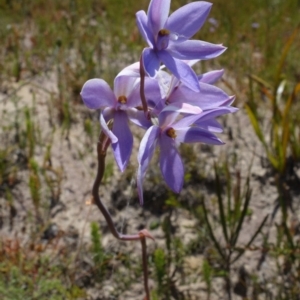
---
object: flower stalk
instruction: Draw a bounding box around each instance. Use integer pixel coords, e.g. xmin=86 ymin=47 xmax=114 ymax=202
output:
xmin=92 ymin=130 xmax=154 ymax=298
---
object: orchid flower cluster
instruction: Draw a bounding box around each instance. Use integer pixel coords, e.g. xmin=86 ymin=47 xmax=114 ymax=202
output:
xmin=81 ymin=0 xmax=237 ymax=205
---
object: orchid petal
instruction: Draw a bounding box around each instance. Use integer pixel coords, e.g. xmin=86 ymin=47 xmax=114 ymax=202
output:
xmin=142 ymin=48 xmax=160 ymax=78
xmin=102 ymin=107 xmax=114 ymax=121
xmin=196 ymin=119 xmax=224 ymax=133
xmin=155 ymin=69 xmax=172 ymax=99
xmin=169 ymin=82 xmax=231 ymax=110
xmin=114 ymin=75 xmax=139 ymax=99
xmin=116 ymin=62 xmax=140 ymax=78
xmin=194 ymin=107 xmax=238 ymax=124
xmin=159 ymin=50 xmax=200 ymax=92
xmin=174 ymin=107 xmax=237 ymax=131
xmin=167 ymin=74 xmax=180 ymax=96
xmin=158 ymin=109 xmax=179 ymax=129
xmin=81 ymin=79 xmax=115 ymax=109
xmin=143 ymin=77 xmax=162 ymax=106
xmin=111 ymin=111 xmax=133 ymax=172
xmin=222 ymin=96 xmax=236 ymax=106
xmin=198 ymin=69 xmax=224 ymax=84
xmin=168 ymin=103 xmax=202 ymax=114
xmin=143 ymin=77 xmax=165 ymax=115
xmin=185 ymin=59 xmax=201 ymax=67
xmin=136 ymin=11 xmax=154 ymax=48
xmin=127 ymin=108 xmax=152 ymax=129
xmin=158 ymin=104 xmax=201 ymax=128
xmin=176 ymin=127 xmax=224 ymax=144
xmin=126 ymin=80 xmax=142 ymax=108
xmin=147 ymin=0 xmax=171 ymax=37
xmin=165 ymin=2 xmax=212 ymax=41
xmin=99 ymin=112 xmax=118 ymax=144
xmin=137 ymin=126 xmax=160 ymax=205
xmin=173 ymin=113 xmax=204 ymax=128
xmin=137 ymin=165 xmax=145 ymax=205
xmin=169 ymin=40 xmax=226 ymax=60
xmin=138 ymin=126 xmax=160 ymax=166
xmin=159 ymin=134 xmax=184 ymax=193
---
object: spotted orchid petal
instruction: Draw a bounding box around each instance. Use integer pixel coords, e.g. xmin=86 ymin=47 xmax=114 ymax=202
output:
xmin=81 ymin=79 xmax=115 ymax=109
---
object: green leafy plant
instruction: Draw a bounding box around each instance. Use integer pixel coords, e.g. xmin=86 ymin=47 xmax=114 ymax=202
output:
xmin=245 ymin=25 xmax=300 ymax=175
xmin=29 ymin=158 xmax=41 ymax=217
xmin=202 ymin=258 xmax=212 ymax=298
xmin=153 ymin=248 xmax=167 ymax=294
xmin=42 ymin=143 xmax=63 ymax=209
xmin=90 ymin=221 xmax=108 ymax=281
xmin=0 ymin=238 xmax=85 ymax=300
xmin=200 ymin=161 xmax=268 ymax=299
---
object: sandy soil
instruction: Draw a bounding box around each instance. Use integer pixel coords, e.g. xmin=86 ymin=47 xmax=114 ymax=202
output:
xmin=1 ymin=71 xmax=300 ymax=300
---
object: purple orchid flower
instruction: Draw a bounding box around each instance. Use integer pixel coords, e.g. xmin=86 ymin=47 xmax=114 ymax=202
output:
xmin=137 ymin=105 xmax=232 ymax=204
xmin=80 ymin=75 xmax=151 ymax=172
xmin=166 ymin=74 xmax=236 ymax=111
xmin=113 ymin=61 xmax=233 ymax=118
xmin=136 ymin=0 xmax=226 ymax=92
xmin=143 ymin=67 xmax=236 ymax=117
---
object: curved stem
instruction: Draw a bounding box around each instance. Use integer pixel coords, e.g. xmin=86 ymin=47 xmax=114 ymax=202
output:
xmin=92 ymin=131 xmax=151 ymax=241
xmin=92 ymin=130 xmax=154 ymax=298
xmin=141 ymin=235 xmax=150 ymax=300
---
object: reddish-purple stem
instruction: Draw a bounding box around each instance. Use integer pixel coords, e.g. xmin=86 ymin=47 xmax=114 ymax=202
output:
xmin=92 ymin=130 xmax=153 ymax=298
xmin=141 ymin=235 xmax=150 ymax=300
